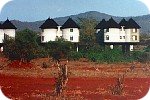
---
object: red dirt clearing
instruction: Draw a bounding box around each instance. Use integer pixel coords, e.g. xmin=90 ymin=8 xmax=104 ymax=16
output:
xmin=7 ymin=60 xmax=33 ymax=69
xmin=0 ymin=74 xmax=149 ymax=100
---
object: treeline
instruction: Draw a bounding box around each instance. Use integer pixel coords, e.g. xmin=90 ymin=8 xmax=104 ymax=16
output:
xmin=3 ymin=18 xmax=150 ymax=63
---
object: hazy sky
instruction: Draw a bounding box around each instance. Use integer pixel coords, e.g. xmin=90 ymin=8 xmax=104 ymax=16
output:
xmin=0 ymin=0 xmax=149 ymax=22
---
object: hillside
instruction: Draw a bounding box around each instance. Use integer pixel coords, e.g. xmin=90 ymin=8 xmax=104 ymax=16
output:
xmin=3 ymin=11 xmax=150 ymax=34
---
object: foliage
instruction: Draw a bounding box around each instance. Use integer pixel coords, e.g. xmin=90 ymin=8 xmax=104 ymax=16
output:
xmin=68 ymin=51 xmax=83 ymax=60
xmin=140 ymin=33 xmax=150 ymax=41
xmin=77 ymin=45 xmax=145 ymax=63
xmin=3 ymin=38 xmax=19 ymax=61
xmin=138 ymin=52 xmax=150 ymax=63
xmin=78 ymin=17 xmax=97 ymax=36
xmin=3 ymin=29 xmax=45 ymax=61
xmin=131 ymin=51 xmax=143 ymax=61
xmin=45 ymin=38 xmax=73 ymax=60
xmin=95 ymin=29 xmax=105 ymax=45
xmin=78 ymin=18 xmax=98 ymax=44
xmin=84 ymin=46 xmax=127 ymax=63
xmin=131 ymin=48 xmax=150 ymax=63
xmin=144 ymin=45 xmax=150 ymax=52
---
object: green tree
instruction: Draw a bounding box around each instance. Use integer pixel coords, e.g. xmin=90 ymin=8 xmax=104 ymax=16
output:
xmin=4 ymin=29 xmax=45 ymax=61
xmin=78 ymin=18 xmax=98 ymax=44
xmin=45 ymin=37 xmax=72 ymax=61
xmin=3 ymin=37 xmax=19 ymax=61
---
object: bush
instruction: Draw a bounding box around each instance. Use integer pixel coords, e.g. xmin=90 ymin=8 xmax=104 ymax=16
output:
xmin=131 ymin=51 xmax=143 ymax=61
xmin=45 ymin=40 xmax=72 ymax=58
xmin=3 ymin=29 xmax=44 ymax=61
xmin=144 ymin=45 xmax=150 ymax=52
xmin=138 ymin=52 xmax=150 ymax=63
xmin=42 ymin=62 xmax=48 ymax=68
xmin=84 ymin=46 xmax=147 ymax=63
xmin=68 ymin=51 xmax=83 ymax=60
xmin=85 ymin=48 xmax=127 ymax=63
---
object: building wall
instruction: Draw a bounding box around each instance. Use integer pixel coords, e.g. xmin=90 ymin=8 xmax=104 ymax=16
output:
xmin=0 ymin=29 xmax=4 ymax=43
xmin=119 ymin=29 xmax=126 ymax=42
xmin=96 ymin=28 xmax=140 ymax=43
xmin=41 ymin=29 xmax=57 ymax=42
xmin=56 ymin=26 xmax=62 ymax=37
xmin=125 ymin=29 xmax=140 ymax=42
xmin=62 ymin=28 xmax=79 ymax=42
xmin=3 ymin=29 xmax=15 ymax=38
xmin=104 ymin=28 xmax=120 ymax=42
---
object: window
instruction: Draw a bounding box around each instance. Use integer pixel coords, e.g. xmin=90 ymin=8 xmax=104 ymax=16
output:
xmin=121 ymin=26 xmax=125 ymax=31
xmin=135 ymin=36 xmax=137 ymax=40
xmin=70 ymin=29 xmax=73 ymax=32
xmin=41 ymin=36 xmax=44 ymax=41
xmin=123 ymin=36 xmax=125 ymax=39
xmin=106 ymin=35 xmax=109 ymax=40
xmin=106 ymin=29 xmax=109 ymax=32
xmin=132 ymin=29 xmax=137 ymax=33
xmin=132 ymin=35 xmax=137 ymax=40
xmin=70 ymin=36 xmax=73 ymax=41
xmin=120 ymin=36 xmax=122 ymax=39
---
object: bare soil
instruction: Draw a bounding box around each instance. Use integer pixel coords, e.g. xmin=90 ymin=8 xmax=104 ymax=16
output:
xmin=0 ymin=57 xmax=150 ymax=99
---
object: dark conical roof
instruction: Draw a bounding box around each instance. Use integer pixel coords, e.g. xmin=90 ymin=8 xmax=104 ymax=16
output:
xmin=2 ymin=19 xmax=17 ymax=29
xmin=39 ymin=18 xmax=59 ymax=29
xmin=61 ymin=18 xmax=80 ymax=29
xmin=119 ymin=18 xmax=128 ymax=28
xmin=126 ymin=18 xmax=141 ymax=29
xmin=107 ymin=17 xmax=120 ymax=28
xmin=95 ymin=19 xmax=108 ymax=29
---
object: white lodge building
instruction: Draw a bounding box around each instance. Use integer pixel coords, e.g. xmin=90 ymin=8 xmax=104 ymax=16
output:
xmin=95 ymin=18 xmax=141 ymax=51
xmin=39 ymin=18 xmax=80 ymax=43
xmin=0 ymin=19 xmax=17 ymax=51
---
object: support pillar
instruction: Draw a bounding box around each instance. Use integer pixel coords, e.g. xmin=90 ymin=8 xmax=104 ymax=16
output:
xmin=76 ymin=45 xmax=78 ymax=52
xmin=0 ymin=47 xmax=3 ymax=52
xmin=130 ymin=45 xmax=134 ymax=51
xmin=126 ymin=45 xmax=130 ymax=52
xmin=110 ymin=45 xmax=114 ymax=49
xmin=122 ymin=45 xmax=126 ymax=53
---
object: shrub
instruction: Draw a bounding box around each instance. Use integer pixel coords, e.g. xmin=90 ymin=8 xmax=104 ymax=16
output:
xmin=68 ymin=51 xmax=83 ymax=60
xmin=110 ymin=76 xmax=124 ymax=95
xmin=85 ymin=48 xmax=127 ymax=63
xmin=42 ymin=62 xmax=48 ymax=68
xmin=3 ymin=29 xmax=42 ymax=61
xmin=138 ymin=52 xmax=150 ymax=63
xmin=45 ymin=40 xmax=73 ymax=59
xmin=144 ymin=45 xmax=150 ymax=52
xmin=131 ymin=51 xmax=143 ymax=61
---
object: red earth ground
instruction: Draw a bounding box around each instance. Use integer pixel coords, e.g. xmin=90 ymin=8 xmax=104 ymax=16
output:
xmin=0 ymin=57 xmax=150 ymax=100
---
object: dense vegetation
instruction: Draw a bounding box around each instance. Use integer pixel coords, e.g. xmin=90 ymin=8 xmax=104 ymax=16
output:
xmin=3 ymin=29 xmax=46 ymax=61
xmin=2 ymin=18 xmax=150 ymax=63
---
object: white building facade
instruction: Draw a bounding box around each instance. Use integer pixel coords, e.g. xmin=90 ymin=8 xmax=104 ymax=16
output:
xmin=40 ymin=18 xmax=80 ymax=43
xmin=0 ymin=26 xmax=4 ymax=44
xmin=39 ymin=18 xmax=59 ymax=42
xmin=61 ymin=18 xmax=80 ymax=43
xmin=0 ymin=19 xmax=17 ymax=51
xmin=95 ymin=18 xmax=140 ymax=51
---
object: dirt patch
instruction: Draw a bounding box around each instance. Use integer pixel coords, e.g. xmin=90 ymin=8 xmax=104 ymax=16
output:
xmin=0 ymin=74 xmax=149 ymax=100
xmin=0 ymin=57 xmax=150 ymax=99
xmin=7 ymin=60 xmax=33 ymax=69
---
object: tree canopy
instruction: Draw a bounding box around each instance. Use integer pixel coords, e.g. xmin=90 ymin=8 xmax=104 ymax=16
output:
xmin=3 ymin=29 xmax=44 ymax=61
